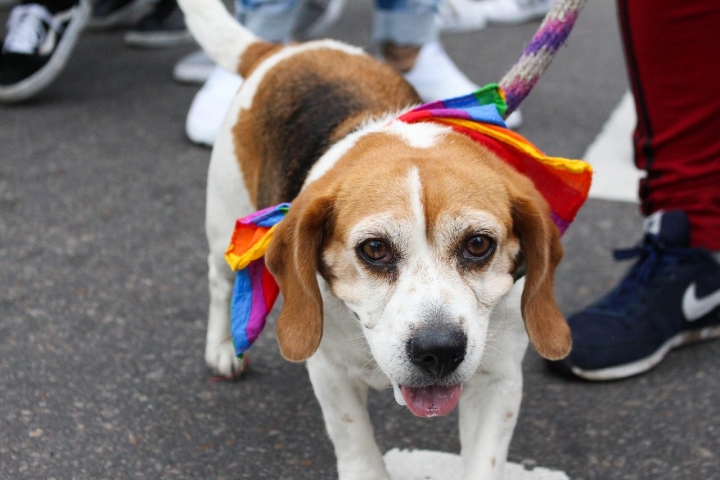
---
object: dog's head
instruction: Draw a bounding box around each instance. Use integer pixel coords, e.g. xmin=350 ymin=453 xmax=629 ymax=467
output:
xmin=265 ymin=120 xmax=569 ymax=416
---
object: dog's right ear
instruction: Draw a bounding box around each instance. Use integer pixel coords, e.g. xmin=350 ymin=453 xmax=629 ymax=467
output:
xmin=510 ymin=181 xmax=571 ymax=361
xmin=265 ymin=189 xmax=334 ymax=362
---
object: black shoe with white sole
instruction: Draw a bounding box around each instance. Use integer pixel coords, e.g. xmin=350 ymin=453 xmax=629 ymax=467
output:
xmin=0 ymin=0 xmax=89 ymax=103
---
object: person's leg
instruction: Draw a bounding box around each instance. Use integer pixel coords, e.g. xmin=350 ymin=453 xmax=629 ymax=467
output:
xmin=0 ymin=0 xmax=89 ymax=103
xmin=552 ymin=0 xmax=720 ymax=381
xmin=374 ymin=0 xmax=439 ymax=74
xmin=374 ymin=0 xmax=520 ymax=129
xmin=236 ymin=0 xmax=302 ymax=43
xmin=376 ymin=0 xmax=477 ymax=102
xmin=620 ymin=0 xmax=720 ymax=250
xmin=374 ymin=0 xmax=522 ymax=128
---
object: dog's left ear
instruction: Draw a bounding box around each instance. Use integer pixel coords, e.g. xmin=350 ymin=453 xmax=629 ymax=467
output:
xmin=265 ymin=189 xmax=334 ymax=362
xmin=511 ymin=183 xmax=571 ymax=360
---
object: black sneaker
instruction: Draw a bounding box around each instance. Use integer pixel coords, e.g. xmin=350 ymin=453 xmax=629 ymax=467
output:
xmin=550 ymin=210 xmax=720 ymax=381
xmin=88 ymin=0 xmax=153 ymax=30
xmin=123 ymin=0 xmax=192 ymax=48
xmin=0 ymin=0 xmax=89 ymax=103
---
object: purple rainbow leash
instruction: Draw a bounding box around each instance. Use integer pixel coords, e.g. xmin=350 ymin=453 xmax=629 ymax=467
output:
xmin=499 ymin=0 xmax=588 ymax=115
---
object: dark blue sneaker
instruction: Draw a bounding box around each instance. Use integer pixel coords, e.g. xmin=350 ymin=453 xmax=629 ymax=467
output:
xmin=551 ymin=210 xmax=720 ymax=381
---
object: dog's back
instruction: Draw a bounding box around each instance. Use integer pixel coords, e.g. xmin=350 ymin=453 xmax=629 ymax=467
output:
xmin=177 ymin=0 xmax=420 ymax=208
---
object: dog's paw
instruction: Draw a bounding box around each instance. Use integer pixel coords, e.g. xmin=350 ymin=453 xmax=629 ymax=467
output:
xmin=205 ymin=340 xmax=247 ymax=378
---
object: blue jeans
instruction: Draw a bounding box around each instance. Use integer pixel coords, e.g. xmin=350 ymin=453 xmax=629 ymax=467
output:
xmin=235 ymin=0 xmax=439 ymax=45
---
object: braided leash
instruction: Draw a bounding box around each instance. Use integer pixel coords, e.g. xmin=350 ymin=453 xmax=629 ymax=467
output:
xmin=499 ymin=0 xmax=588 ymax=116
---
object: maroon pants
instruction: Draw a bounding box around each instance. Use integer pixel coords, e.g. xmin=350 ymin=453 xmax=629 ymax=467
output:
xmin=618 ymin=0 xmax=720 ymax=249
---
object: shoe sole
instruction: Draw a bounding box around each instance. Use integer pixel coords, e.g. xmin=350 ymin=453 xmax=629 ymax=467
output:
xmin=569 ymin=325 xmax=720 ymax=381
xmin=86 ymin=0 xmax=153 ymax=30
xmin=124 ymin=30 xmax=195 ymax=49
xmin=0 ymin=0 xmax=90 ymax=104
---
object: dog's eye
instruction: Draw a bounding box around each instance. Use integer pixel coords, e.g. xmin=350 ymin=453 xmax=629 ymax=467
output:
xmin=463 ymin=235 xmax=495 ymax=260
xmin=359 ymin=239 xmax=394 ymax=264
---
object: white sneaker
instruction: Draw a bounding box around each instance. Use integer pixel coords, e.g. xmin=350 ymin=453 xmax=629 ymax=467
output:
xmin=436 ymin=0 xmax=488 ymax=34
xmin=185 ymin=66 xmax=243 ymax=147
xmin=173 ymin=49 xmax=214 ymax=85
xmin=403 ymin=41 xmax=479 ymax=103
xmin=402 ymin=41 xmax=522 ymax=129
xmin=482 ymin=0 xmax=553 ymax=25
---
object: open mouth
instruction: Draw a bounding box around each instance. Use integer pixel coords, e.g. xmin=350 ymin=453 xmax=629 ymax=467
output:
xmin=394 ymin=383 xmax=462 ymax=418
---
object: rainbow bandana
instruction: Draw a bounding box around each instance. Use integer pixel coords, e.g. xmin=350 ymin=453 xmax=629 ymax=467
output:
xmin=225 ymin=84 xmax=592 ymax=358
xmin=396 ymin=84 xmax=592 ymax=234
xmin=225 ymin=203 xmax=289 ymax=358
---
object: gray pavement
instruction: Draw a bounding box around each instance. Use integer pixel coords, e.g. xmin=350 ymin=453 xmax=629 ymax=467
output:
xmin=1 ymin=1 xmax=718 ymax=479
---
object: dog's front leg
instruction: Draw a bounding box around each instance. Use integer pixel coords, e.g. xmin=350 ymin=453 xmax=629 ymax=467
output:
xmin=204 ymin=252 xmax=243 ymax=376
xmin=204 ymin=133 xmax=254 ymax=377
xmin=307 ymin=352 xmax=390 ymax=480
xmin=458 ymin=363 xmax=524 ymax=480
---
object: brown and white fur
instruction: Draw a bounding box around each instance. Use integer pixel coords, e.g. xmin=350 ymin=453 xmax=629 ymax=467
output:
xmin=178 ymin=0 xmax=571 ymax=478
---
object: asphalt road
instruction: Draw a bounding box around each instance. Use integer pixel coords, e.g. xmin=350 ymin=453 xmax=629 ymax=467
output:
xmin=1 ymin=1 xmax=718 ymax=479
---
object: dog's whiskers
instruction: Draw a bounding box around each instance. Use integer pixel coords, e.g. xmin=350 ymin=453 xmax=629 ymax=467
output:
xmin=368 ymin=365 xmax=386 ymax=385
xmin=485 ymin=298 xmax=510 ymax=348
xmin=359 ymin=357 xmax=377 ymax=374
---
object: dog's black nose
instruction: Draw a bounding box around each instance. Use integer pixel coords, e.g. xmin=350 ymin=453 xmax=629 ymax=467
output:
xmin=407 ymin=326 xmax=467 ymax=378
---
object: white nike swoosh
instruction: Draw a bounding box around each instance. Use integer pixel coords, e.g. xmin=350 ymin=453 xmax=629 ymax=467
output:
xmin=682 ymin=283 xmax=720 ymax=322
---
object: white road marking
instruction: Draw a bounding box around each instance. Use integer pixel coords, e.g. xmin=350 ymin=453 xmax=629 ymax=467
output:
xmin=384 ymin=449 xmax=569 ymax=480
xmin=584 ymin=91 xmax=643 ymax=203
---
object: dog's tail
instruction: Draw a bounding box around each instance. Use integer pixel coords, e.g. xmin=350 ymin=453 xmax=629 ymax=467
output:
xmin=176 ymin=0 xmax=277 ymax=77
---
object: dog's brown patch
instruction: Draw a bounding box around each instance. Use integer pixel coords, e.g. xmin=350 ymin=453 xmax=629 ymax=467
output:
xmin=231 ymin=45 xmax=420 ymax=209
xmin=237 ymin=41 xmax=282 ymax=78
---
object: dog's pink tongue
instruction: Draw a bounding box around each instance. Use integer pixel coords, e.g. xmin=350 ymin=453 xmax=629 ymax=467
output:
xmin=400 ymin=385 xmax=462 ymax=418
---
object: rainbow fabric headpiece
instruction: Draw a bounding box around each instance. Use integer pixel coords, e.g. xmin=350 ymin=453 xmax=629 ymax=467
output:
xmin=396 ymin=84 xmax=592 ymax=234
xmin=225 ymin=203 xmax=289 ymax=358
xmin=225 ymin=85 xmax=591 ymax=358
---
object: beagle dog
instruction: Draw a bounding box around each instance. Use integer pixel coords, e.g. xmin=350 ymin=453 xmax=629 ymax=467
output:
xmin=178 ymin=0 xmax=571 ymax=478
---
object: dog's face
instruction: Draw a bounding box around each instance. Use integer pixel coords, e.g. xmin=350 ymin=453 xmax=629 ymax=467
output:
xmin=266 ymin=122 xmax=570 ymax=416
